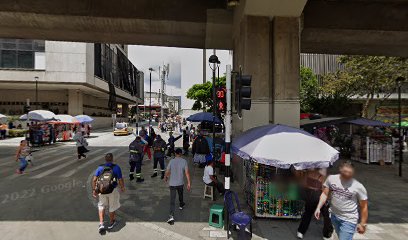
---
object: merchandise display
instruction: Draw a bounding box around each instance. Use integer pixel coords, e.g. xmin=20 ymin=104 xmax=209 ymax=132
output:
xmin=244 ymin=160 xmax=304 ymax=219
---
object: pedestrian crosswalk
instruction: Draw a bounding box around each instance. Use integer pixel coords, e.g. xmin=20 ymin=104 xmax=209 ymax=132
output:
xmin=1 ymin=145 xmax=130 ymax=180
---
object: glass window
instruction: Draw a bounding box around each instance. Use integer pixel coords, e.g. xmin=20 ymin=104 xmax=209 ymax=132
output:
xmin=17 ymin=51 xmax=34 ymax=68
xmin=1 ymin=50 xmax=17 ymax=68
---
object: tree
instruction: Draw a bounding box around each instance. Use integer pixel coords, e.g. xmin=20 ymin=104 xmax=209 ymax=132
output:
xmin=322 ymin=56 xmax=408 ymax=118
xmin=300 ymin=66 xmax=319 ymax=113
xmin=186 ymin=76 xmax=226 ymax=111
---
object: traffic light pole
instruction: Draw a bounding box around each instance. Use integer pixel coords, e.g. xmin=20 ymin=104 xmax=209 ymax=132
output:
xmin=225 ymin=65 xmax=232 ymax=190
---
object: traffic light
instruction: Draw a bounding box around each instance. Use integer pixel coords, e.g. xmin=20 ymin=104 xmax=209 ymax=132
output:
xmin=235 ymin=73 xmax=252 ymax=117
xmin=216 ymin=87 xmax=226 ymax=113
xmin=24 ymin=105 xmax=31 ymax=114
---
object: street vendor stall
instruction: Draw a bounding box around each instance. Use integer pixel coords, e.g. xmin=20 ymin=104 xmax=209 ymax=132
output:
xmin=346 ymin=118 xmax=394 ymax=164
xmin=232 ymin=124 xmax=339 ymax=219
xmin=48 ymin=115 xmax=80 ymax=141
xmin=20 ymin=110 xmax=57 ymax=146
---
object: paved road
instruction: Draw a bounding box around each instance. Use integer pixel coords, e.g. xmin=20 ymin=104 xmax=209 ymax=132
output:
xmin=1 ymin=129 xmax=408 ymax=240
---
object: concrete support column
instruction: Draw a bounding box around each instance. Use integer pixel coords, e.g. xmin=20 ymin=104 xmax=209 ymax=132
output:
xmin=233 ymin=15 xmax=300 ymax=133
xmin=272 ymin=17 xmax=300 ymax=127
xmin=122 ymin=103 xmax=129 ymax=118
xmin=68 ymin=89 xmax=83 ymax=116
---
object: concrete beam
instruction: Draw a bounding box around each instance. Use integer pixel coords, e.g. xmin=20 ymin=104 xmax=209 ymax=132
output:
xmin=301 ymin=28 xmax=408 ymax=57
xmin=243 ymin=0 xmax=307 ymax=17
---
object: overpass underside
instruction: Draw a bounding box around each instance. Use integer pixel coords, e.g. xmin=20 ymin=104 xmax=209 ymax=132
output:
xmin=0 ymin=0 xmax=407 ymax=131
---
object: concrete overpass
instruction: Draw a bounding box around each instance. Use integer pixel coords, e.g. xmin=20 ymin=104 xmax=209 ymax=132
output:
xmin=0 ymin=0 xmax=407 ymax=130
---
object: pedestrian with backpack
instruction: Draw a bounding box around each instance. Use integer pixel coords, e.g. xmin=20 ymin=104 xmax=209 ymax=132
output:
xmin=92 ymin=153 xmax=125 ymax=233
xmin=129 ymin=136 xmax=145 ymax=182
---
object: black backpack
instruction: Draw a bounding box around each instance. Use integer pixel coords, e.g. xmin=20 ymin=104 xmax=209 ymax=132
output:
xmin=96 ymin=164 xmax=116 ymax=194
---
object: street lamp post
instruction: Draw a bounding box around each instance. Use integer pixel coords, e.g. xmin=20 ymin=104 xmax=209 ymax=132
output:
xmin=149 ymin=68 xmax=153 ymax=135
xmin=209 ymin=54 xmax=220 ymax=155
xmin=34 ymin=76 xmax=39 ymax=110
xmin=396 ymin=76 xmax=405 ymax=177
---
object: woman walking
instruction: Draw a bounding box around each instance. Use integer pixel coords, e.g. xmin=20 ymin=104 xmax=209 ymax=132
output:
xmin=15 ymin=140 xmax=30 ymax=174
xmin=73 ymin=129 xmax=88 ymax=160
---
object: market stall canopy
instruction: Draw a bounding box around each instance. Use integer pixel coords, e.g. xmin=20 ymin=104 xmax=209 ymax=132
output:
xmin=75 ymin=115 xmax=94 ymax=123
xmin=19 ymin=110 xmax=56 ymax=122
xmin=232 ymin=124 xmax=339 ymax=170
xmin=347 ymin=118 xmax=392 ymax=127
xmin=186 ymin=112 xmax=222 ymax=124
xmin=49 ymin=115 xmax=80 ymax=124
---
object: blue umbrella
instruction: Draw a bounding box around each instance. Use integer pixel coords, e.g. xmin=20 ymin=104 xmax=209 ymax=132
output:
xmin=75 ymin=115 xmax=94 ymax=123
xmin=186 ymin=112 xmax=222 ymax=124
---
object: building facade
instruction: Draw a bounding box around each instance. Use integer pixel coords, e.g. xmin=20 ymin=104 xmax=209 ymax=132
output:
xmin=0 ymin=39 xmax=143 ymax=120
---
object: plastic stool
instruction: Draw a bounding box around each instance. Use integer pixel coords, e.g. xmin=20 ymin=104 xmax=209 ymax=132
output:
xmin=203 ymin=184 xmax=214 ymax=200
xmin=209 ymin=204 xmax=224 ymax=228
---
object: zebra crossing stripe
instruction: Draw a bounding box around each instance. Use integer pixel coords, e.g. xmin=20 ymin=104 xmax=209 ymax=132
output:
xmin=0 ymin=147 xmax=72 ymax=171
xmin=60 ymin=149 xmax=125 ymax=178
xmin=30 ymin=149 xmax=106 ymax=179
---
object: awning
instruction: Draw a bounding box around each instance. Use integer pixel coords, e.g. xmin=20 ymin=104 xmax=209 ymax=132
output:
xmin=347 ymin=118 xmax=392 ymax=127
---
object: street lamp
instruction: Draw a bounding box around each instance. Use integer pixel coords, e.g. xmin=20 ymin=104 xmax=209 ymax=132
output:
xmin=209 ymin=54 xmax=220 ymax=155
xmin=34 ymin=76 xmax=39 ymax=110
xmin=149 ymin=68 xmax=154 ymax=135
xmin=396 ymin=76 xmax=405 ymax=177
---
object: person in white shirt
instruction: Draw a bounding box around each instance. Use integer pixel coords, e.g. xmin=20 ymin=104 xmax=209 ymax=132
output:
xmin=203 ymin=160 xmax=224 ymax=197
xmin=314 ymin=161 xmax=368 ymax=240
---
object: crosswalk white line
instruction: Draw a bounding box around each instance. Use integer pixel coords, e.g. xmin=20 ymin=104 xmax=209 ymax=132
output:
xmin=60 ymin=149 xmax=122 ymax=178
xmin=5 ymin=154 xmax=73 ymax=180
xmin=0 ymin=147 xmax=74 ymax=176
xmin=30 ymin=149 xmax=106 ymax=179
xmin=0 ymin=147 xmax=71 ymax=169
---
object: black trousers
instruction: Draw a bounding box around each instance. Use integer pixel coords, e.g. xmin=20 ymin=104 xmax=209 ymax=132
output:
xmin=298 ymin=188 xmax=333 ymax=238
xmin=77 ymin=146 xmax=87 ymax=159
xmin=169 ymin=185 xmax=184 ymax=216
xmin=207 ymin=181 xmax=225 ymax=194
xmin=129 ymin=159 xmax=142 ymax=178
xmin=153 ymin=156 xmax=165 ymax=173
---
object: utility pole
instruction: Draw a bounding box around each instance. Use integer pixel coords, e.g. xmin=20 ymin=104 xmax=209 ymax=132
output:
xmin=396 ymin=76 xmax=405 ymax=177
xmin=225 ymin=65 xmax=232 ymax=190
xmin=161 ymin=67 xmax=165 ymax=121
xmin=149 ymin=68 xmax=153 ymax=134
xmin=34 ymin=76 xmax=39 ymax=110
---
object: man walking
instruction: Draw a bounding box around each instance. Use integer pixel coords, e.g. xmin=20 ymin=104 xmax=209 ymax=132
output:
xmin=315 ymin=161 xmax=368 ymax=240
xmin=164 ymin=148 xmax=191 ymax=224
xmin=92 ymin=153 xmax=125 ymax=233
xmin=129 ymin=136 xmax=145 ymax=182
xmin=297 ymin=168 xmax=333 ymax=239
xmin=151 ymin=135 xmax=167 ymax=179
xmin=192 ymin=131 xmax=210 ymax=167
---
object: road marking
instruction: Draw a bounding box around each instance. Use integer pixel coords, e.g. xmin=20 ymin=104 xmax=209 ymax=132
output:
xmin=61 ymin=149 xmax=125 ymax=178
xmin=30 ymin=149 xmax=105 ymax=179
xmin=0 ymin=147 xmax=71 ymax=169
xmin=5 ymin=154 xmax=73 ymax=180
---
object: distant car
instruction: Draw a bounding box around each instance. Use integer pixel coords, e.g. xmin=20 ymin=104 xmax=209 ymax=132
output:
xmin=113 ymin=122 xmax=133 ymax=136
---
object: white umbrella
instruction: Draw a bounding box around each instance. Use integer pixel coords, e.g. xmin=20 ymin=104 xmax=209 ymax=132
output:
xmin=0 ymin=114 xmax=7 ymax=122
xmin=232 ymin=124 xmax=339 ymax=170
xmin=20 ymin=110 xmax=56 ymax=122
xmin=51 ymin=114 xmax=80 ymax=124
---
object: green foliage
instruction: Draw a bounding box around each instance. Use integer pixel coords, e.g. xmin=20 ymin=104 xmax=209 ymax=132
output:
xmin=322 ymin=56 xmax=408 ymax=117
xmin=300 ymin=66 xmax=352 ymax=116
xmin=300 ymin=66 xmax=319 ymax=113
xmin=8 ymin=129 xmax=28 ymax=137
xmin=186 ymin=76 xmax=226 ymax=111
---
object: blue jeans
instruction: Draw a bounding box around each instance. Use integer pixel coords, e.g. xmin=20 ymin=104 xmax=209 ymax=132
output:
xmin=331 ymin=214 xmax=357 ymax=240
xmin=19 ymin=157 xmax=28 ymax=172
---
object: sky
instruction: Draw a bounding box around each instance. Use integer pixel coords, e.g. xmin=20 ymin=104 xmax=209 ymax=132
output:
xmin=127 ymin=46 xmax=232 ymax=109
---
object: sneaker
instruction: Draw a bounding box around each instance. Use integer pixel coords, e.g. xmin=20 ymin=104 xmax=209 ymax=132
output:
xmin=98 ymin=223 xmax=105 ymax=233
xmin=179 ymin=203 xmax=185 ymax=210
xmin=166 ymin=215 xmax=174 ymax=224
xmin=107 ymin=220 xmax=117 ymax=230
xmin=297 ymin=232 xmax=303 ymax=239
xmin=151 ymin=173 xmax=158 ymax=178
xmin=136 ymin=178 xmax=145 ymax=183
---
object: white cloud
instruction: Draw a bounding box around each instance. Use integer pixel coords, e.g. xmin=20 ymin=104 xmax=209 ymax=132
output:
xmin=128 ymin=45 xmax=232 ymax=110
